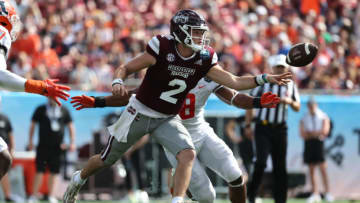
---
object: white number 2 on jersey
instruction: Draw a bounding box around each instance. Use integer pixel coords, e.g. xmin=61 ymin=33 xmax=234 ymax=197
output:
xmin=160 ymin=79 xmax=187 ymax=104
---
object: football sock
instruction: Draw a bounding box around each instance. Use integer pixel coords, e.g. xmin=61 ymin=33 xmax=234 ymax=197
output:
xmin=229 ymin=176 xmax=246 ymax=203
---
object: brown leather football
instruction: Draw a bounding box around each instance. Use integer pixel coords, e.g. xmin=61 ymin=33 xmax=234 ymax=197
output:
xmin=286 ymin=43 xmax=318 ymax=67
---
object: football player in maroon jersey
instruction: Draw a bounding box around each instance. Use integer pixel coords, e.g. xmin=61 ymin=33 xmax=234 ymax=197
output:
xmin=64 ymin=9 xmax=291 ymax=203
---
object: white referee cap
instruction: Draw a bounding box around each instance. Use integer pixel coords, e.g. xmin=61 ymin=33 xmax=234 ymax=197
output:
xmin=273 ymin=54 xmax=289 ymax=68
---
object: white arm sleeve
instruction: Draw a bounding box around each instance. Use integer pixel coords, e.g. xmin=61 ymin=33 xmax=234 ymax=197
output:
xmin=0 ymin=51 xmax=26 ymax=92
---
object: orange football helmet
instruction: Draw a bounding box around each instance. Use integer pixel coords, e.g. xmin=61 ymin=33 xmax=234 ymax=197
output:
xmin=0 ymin=0 xmax=21 ymax=41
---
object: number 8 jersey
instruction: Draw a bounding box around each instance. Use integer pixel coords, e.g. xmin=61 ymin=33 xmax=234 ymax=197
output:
xmin=136 ymin=35 xmax=218 ymax=115
xmin=179 ymin=77 xmax=222 ymax=129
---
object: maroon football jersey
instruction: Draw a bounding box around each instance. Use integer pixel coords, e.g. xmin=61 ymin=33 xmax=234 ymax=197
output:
xmin=136 ymin=35 xmax=218 ymax=115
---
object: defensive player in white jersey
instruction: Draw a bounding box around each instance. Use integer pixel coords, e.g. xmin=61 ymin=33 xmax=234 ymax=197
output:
xmin=70 ymin=78 xmax=280 ymax=203
xmin=0 ymin=0 xmax=71 ymax=181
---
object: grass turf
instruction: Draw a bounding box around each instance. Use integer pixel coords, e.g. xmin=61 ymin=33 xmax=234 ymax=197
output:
xmin=68 ymin=199 xmax=358 ymax=203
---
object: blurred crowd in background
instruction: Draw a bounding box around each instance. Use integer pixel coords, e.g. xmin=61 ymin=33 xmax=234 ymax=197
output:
xmin=7 ymin=0 xmax=360 ymax=91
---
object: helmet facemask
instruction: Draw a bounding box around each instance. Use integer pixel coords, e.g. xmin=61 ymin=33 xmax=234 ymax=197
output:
xmin=175 ymin=24 xmax=210 ymax=52
xmin=9 ymin=15 xmax=22 ymax=41
xmin=0 ymin=0 xmax=22 ymax=42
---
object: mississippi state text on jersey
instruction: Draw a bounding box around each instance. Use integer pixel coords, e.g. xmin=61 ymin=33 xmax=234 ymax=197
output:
xmin=136 ymin=35 xmax=218 ymax=115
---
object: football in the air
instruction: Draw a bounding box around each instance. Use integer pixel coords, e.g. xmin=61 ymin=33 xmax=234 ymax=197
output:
xmin=286 ymin=42 xmax=318 ymax=67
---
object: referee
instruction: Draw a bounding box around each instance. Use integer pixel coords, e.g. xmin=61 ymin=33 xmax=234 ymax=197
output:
xmin=246 ymin=54 xmax=300 ymax=203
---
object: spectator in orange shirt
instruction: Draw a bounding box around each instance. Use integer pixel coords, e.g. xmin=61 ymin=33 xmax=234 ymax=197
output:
xmin=10 ymin=26 xmax=41 ymax=58
xmin=32 ymin=35 xmax=60 ymax=71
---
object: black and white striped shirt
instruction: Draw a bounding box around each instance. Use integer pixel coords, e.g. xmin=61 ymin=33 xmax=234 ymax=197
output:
xmin=250 ymin=81 xmax=300 ymax=124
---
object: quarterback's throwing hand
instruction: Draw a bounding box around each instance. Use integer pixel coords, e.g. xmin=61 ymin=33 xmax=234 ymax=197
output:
xmin=266 ymin=72 xmax=292 ymax=86
xmin=70 ymin=95 xmax=95 ymax=110
xmin=112 ymin=84 xmax=128 ymax=97
xmin=261 ymin=92 xmax=280 ymax=108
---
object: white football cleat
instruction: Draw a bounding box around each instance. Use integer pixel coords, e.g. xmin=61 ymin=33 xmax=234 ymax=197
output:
xmin=325 ymin=193 xmax=334 ymax=202
xmin=135 ymin=190 xmax=149 ymax=203
xmin=63 ymin=171 xmax=85 ymax=203
xmin=27 ymin=195 xmax=38 ymax=203
xmin=49 ymin=196 xmax=58 ymax=203
xmin=307 ymin=193 xmax=322 ymax=203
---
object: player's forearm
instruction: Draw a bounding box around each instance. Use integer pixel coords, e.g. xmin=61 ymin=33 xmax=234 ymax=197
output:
xmin=114 ymin=64 xmax=128 ymax=80
xmin=95 ymin=88 xmax=135 ymax=107
xmin=232 ymin=76 xmax=259 ymax=90
xmin=105 ymin=95 xmax=130 ymax=107
xmin=232 ymin=93 xmax=256 ymax=109
xmin=93 ymin=94 xmax=130 ymax=107
xmin=212 ymin=74 xmax=257 ymax=91
xmin=207 ymin=66 xmax=260 ymax=91
xmin=215 ymin=87 xmax=258 ymax=109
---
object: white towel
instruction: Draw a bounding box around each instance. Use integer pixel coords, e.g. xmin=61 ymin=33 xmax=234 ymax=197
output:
xmin=107 ymin=106 xmax=137 ymax=143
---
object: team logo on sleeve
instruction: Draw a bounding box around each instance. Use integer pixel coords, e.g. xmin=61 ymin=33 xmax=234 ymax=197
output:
xmin=200 ymin=49 xmax=210 ymax=60
xmin=167 ymin=53 xmax=175 ymax=62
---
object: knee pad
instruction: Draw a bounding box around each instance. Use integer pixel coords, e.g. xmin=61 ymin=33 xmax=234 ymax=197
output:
xmin=224 ymin=165 xmax=243 ymax=183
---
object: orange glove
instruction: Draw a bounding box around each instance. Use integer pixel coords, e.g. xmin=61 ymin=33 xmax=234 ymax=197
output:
xmin=70 ymin=95 xmax=95 ymax=110
xmin=25 ymin=79 xmax=70 ymax=106
xmin=260 ymin=92 xmax=280 ymax=108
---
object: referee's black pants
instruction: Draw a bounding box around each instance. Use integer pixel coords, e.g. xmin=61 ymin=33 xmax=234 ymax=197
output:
xmin=248 ymin=122 xmax=288 ymax=203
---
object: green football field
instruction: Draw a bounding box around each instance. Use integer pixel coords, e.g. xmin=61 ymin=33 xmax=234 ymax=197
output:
xmin=68 ymin=199 xmax=358 ymax=203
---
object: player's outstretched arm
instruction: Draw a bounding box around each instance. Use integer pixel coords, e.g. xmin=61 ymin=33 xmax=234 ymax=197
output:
xmin=206 ymin=65 xmax=292 ymax=91
xmin=70 ymin=94 xmax=131 ymax=110
xmin=70 ymin=88 xmax=137 ymax=110
xmin=112 ymin=52 xmax=156 ymax=96
xmin=214 ymin=87 xmax=280 ymax=109
xmin=0 ymin=50 xmax=70 ymax=106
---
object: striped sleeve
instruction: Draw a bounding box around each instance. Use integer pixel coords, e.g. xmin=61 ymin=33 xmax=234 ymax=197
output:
xmin=146 ymin=36 xmax=160 ymax=57
xmin=211 ymin=52 xmax=218 ymax=65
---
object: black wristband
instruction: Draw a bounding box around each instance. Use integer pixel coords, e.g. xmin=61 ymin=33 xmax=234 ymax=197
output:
xmin=94 ymin=96 xmax=106 ymax=107
xmin=252 ymin=97 xmax=262 ymax=108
